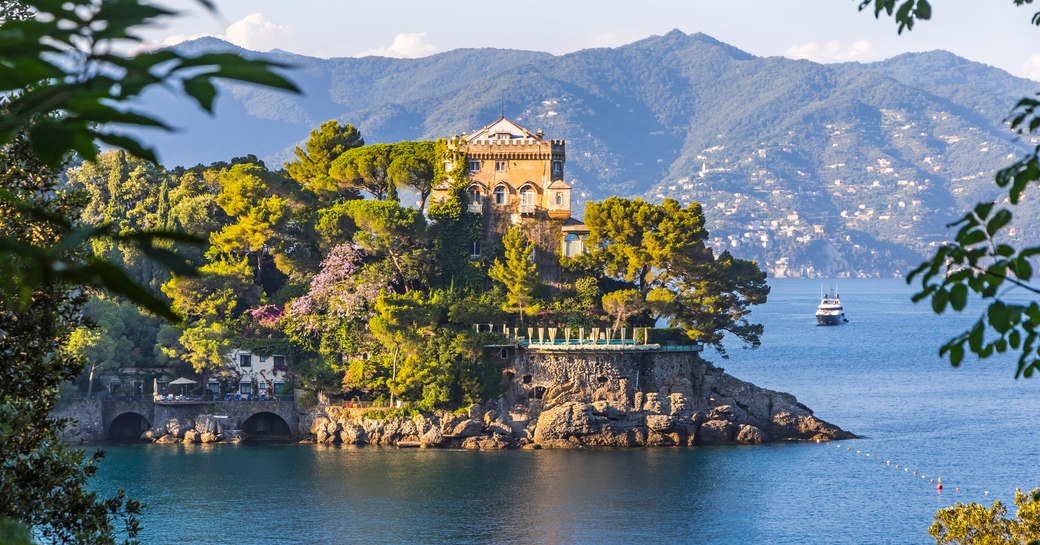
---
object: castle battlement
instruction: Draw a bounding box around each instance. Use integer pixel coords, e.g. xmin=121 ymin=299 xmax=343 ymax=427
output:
xmin=430 ymin=116 xmax=589 ymax=260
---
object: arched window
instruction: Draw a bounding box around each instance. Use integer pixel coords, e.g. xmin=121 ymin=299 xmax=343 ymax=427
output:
xmin=468 ymin=186 xmax=483 ymax=205
xmin=563 ymin=233 xmax=584 ymax=257
xmin=555 ymin=192 xmax=564 ymax=206
xmin=494 ymin=186 xmax=508 ymax=206
xmin=519 ymin=186 xmax=535 ymax=206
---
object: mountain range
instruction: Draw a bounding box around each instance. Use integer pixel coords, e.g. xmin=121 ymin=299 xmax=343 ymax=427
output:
xmin=131 ymin=30 xmax=1040 ymax=277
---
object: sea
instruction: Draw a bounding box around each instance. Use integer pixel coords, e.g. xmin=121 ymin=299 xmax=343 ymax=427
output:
xmin=91 ymin=279 xmax=1040 ymax=545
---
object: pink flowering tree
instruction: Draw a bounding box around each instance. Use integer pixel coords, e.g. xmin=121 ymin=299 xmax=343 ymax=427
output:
xmin=283 ymin=244 xmax=389 ymax=384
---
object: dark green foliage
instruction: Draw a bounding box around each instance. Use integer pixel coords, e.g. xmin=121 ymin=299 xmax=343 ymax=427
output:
xmin=908 ymin=108 xmax=1040 ymax=377
xmin=284 ymin=120 xmax=364 ymax=192
xmin=879 ymin=3 xmax=1040 ymax=380
xmin=585 ymin=197 xmax=769 ymax=354
xmin=324 ymin=141 xmax=439 ymax=204
xmin=0 ymin=125 xmax=140 ymax=544
xmin=488 ymin=227 xmax=540 ymax=324
xmin=427 ymin=187 xmax=485 ymax=289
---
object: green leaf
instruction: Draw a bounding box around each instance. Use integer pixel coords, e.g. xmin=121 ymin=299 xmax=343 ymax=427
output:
xmin=183 ymin=77 xmax=218 ymax=113
xmin=931 ymin=288 xmax=948 ymax=313
xmin=968 ymin=321 xmax=984 ymax=352
xmin=959 ymin=229 xmax=988 ymax=246
xmin=986 ymin=209 xmax=1013 ymax=236
xmin=211 ymin=63 xmax=300 ymax=93
xmin=81 ymin=259 xmax=179 ymax=322
xmin=28 ymin=121 xmax=75 ymax=166
xmin=915 ymin=0 xmax=931 ymax=19
xmin=94 ymin=133 xmax=158 ymax=164
xmin=1013 ymin=257 xmax=1034 ymax=281
xmin=949 ymin=343 xmax=964 ymax=366
xmin=949 ymin=283 xmax=968 ymax=311
xmin=973 ymin=202 xmax=995 ymax=220
xmin=989 ymin=301 xmax=1011 ymax=333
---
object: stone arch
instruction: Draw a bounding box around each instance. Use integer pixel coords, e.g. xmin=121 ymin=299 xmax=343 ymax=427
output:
xmin=467 ymin=183 xmax=487 ymax=205
xmin=517 ymin=181 xmax=541 ymax=195
xmin=241 ymin=411 xmax=291 ymax=438
xmin=108 ymin=412 xmax=151 ymax=441
xmin=492 ymin=183 xmax=512 ymax=206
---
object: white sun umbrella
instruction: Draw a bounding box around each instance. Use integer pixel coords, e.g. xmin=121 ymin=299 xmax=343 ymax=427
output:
xmin=168 ymin=377 xmax=197 ymax=396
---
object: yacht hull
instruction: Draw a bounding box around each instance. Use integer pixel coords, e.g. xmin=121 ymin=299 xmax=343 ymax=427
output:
xmin=816 ymin=313 xmax=846 ymax=326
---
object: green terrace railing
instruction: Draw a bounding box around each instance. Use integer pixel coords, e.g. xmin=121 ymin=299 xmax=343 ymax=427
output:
xmin=477 ymin=325 xmax=701 ymax=349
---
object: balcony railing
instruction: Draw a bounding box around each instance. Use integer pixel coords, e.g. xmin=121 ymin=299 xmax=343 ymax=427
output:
xmin=467 ymin=202 xmax=483 ymax=214
xmin=519 ymin=203 xmax=536 ymax=215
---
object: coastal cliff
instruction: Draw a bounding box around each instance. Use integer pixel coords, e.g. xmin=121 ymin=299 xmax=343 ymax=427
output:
xmin=91 ymin=347 xmax=853 ymax=448
xmin=301 ymin=357 xmax=853 ymax=449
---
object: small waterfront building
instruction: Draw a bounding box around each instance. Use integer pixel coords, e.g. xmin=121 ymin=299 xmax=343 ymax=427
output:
xmin=225 ymin=348 xmax=290 ymax=398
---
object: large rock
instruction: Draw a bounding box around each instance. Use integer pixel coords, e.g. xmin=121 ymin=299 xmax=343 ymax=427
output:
xmin=143 ymin=427 xmax=166 ymax=440
xmin=200 ymin=432 xmax=219 ymax=444
xmin=697 ymin=419 xmax=737 ymax=444
xmin=461 ymin=435 xmax=513 ymax=450
xmin=183 ymin=429 xmax=201 ymax=444
xmin=310 ymin=416 xmax=331 ymax=435
xmin=223 ymin=429 xmax=247 ymax=444
xmin=420 ymin=426 xmax=445 ymax=447
xmin=533 ymin=402 xmax=604 ymax=447
xmin=165 ymin=418 xmax=194 ymax=439
xmin=194 ymin=415 xmax=224 ymax=435
xmin=769 ymin=412 xmax=853 ymax=441
xmin=154 ymin=434 xmax=180 ymax=444
xmin=451 ymin=419 xmax=483 ymax=438
xmin=646 ymin=414 xmax=675 ymax=433
xmin=339 ymin=422 xmax=365 ymax=445
xmin=486 ymin=421 xmax=512 ymax=437
xmin=590 ymin=401 xmax=627 ymax=420
xmin=736 ymin=424 xmax=769 ymax=444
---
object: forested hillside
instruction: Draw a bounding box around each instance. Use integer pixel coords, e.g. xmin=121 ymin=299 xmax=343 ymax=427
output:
xmin=130 ymin=30 xmax=1038 ymax=277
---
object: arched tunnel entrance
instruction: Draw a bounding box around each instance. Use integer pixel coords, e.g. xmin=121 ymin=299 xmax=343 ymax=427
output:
xmin=241 ymin=412 xmax=291 ymax=439
xmin=108 ymin=412 xmax=151 ymax=441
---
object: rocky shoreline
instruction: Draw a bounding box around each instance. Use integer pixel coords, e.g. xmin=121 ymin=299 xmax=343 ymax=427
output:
xmin=301 ymin=366 xmax=854 ymax=449
xmin=65 ymin=356 xmax=854 ymax=448
xmin=139 ymin=415 xmax=249 ymax=445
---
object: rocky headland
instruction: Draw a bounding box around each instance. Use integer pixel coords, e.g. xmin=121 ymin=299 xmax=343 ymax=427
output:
xmin=68 ymin=350 xmax=853 ymax=448
xmin=301 ymin=361 xmax=853 ymax=449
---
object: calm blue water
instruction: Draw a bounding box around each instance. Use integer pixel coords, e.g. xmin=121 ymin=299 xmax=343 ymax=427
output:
xmin=93 ymin=279 xmax=1040 ymax=545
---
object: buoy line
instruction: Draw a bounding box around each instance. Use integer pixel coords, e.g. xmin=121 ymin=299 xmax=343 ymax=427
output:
xmin=817 ymin=439 xmax=969 ymax=494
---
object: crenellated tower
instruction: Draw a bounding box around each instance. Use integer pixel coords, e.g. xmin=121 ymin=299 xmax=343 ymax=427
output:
xmin=430 ymin=117 xmax=588 ymax=265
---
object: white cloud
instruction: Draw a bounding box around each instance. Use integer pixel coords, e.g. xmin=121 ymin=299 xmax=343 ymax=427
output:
xmin=145 ymin=13 xmax=293 ymax=52
xmin=785 ymin=40 xmax=877 ymax=63
xmin=223 ymin=13 xmax=294 ymax=51
xmin=1021 ymin=53 xmax=1040 ymax=81
xmin=359 ymin=32 xmax=438 ymax=58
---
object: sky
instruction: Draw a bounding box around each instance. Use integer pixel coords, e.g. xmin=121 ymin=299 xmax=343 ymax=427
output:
xmin=142 ymin=1 xmax=1040 ymax=80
